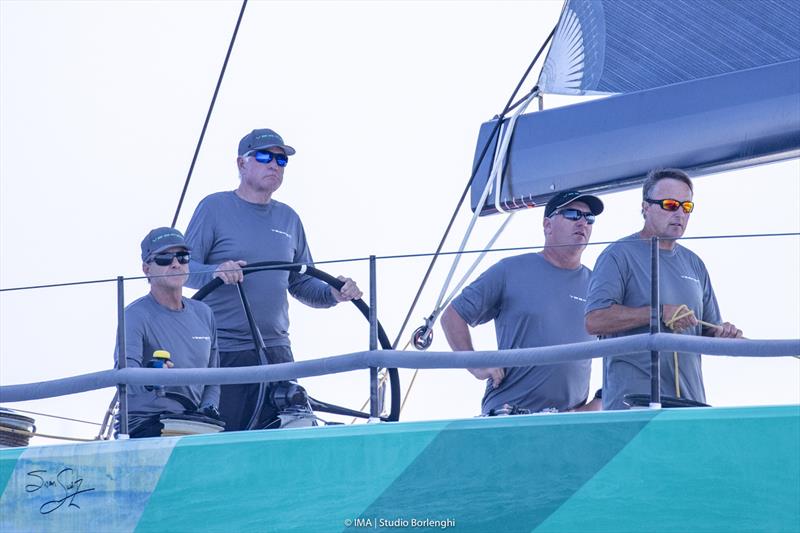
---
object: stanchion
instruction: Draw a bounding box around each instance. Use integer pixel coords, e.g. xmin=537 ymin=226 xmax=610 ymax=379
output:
xmin=649 ymin=237 xmax=661 ymax=409
xmin=116 ymin=276 xmax=129 ymax=438
xmin=368 ymin=255 xmax=380 ymax=421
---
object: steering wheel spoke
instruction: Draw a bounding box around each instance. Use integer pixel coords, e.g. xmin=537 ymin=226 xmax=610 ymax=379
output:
xmin=192 ymin=261 xmax=401 ymax=425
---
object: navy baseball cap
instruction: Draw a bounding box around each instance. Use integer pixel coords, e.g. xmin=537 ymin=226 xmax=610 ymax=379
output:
xmin=545 ymin=190 xmax=604 ymax=218
xmin=238 ymin=128 xmax=296 ymax=156
xmin=140 ymin=227 xmax=190 ymax=261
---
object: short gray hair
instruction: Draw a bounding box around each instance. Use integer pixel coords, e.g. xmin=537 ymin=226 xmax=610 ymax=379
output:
xmin=642 ymin=168 xmax=693 ymax=199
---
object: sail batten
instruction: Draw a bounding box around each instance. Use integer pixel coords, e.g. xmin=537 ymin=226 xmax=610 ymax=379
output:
xmin=539 ymin=0 xmax=800 ymax=95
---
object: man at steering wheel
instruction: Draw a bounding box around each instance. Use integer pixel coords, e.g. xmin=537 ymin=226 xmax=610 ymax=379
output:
xmin=185 ymin=128 xmax=362 ymax=432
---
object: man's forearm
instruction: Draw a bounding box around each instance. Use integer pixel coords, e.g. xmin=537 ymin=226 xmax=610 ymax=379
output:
xmin=441 ymin=305 xmax=506 ymax=385
xmin=441 ymin=306 xmax=473 ymax=351
xmin=585 ymin=304 xmax=650 ymax=336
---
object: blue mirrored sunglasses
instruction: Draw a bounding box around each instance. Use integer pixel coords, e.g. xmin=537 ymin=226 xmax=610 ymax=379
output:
xmin=247 ymin=150 xmax=289 ymax=167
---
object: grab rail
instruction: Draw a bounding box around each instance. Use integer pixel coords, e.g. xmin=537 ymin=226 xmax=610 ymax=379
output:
xmin=2 ymin=334 xmax=798 ymax=403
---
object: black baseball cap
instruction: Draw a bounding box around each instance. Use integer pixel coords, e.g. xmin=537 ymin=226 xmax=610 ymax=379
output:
xmin=544 ymin=190 xmax=604 ymax=218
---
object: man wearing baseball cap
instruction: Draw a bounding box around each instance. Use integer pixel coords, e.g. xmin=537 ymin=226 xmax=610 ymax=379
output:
xmin=441 ymin=190 xmax=604 ymax=415
xmin=184 ymin=128 xmax=362 ymax=432
xmin=114 ymin=227 xmax=220 ymax=438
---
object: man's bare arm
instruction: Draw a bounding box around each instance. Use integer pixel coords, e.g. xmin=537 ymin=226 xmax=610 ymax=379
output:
xmin=441 ymin=305 xmax=474 ymax=351
xmin=586 ymin=303 xmax=699 ymax=336
xmin=441 ymin=305 xmax=504 ymax=386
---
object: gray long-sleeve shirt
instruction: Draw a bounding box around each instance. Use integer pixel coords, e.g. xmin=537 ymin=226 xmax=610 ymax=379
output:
xmin=185 ymin=191 xmax=337 ymax=352
xmin=585 ymin=233 xmax=722 ymax=410
xmin=451 ymin=253 xmax=593 ymax=414
xmin=114 ymin=294 xmax=220 ymax=432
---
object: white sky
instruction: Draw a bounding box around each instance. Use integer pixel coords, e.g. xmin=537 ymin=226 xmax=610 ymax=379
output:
xmin=1 ymin=0 xmax=798 ymax=445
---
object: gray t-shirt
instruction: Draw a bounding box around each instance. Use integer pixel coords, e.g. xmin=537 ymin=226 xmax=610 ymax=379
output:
xmin=451 ymin=253 xmax=593 ymax=414
xmin=114 ymin=294 xmax=220 ymax=432
xmin=585 ymin=233 xmax=722 ymax=410
xmin=185 ymin=191 xmax=337 ymax=352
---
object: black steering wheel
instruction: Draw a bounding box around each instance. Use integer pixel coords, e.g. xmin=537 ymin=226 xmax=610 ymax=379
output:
xmin=192 ymin=261 xmax=401 ymax=424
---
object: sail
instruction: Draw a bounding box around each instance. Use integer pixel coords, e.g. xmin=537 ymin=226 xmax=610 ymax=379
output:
xmin=539 ymin=0 xmax=800 ymax=95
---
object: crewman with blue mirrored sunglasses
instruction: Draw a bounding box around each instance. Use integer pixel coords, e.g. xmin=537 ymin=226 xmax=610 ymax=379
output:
xmin=184 ymin=128 xmax=362 ymax=432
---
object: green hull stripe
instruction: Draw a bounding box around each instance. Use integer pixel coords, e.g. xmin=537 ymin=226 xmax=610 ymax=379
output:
xmin=357 ymin=411 xmax=658 ymax=532
xmin=536 ymin=406 xmax=800 ymax=532
xmin=135 ymin=420 xmax=451 ymax=532
xmin=0 ymin=448 xmax=25 ymax=495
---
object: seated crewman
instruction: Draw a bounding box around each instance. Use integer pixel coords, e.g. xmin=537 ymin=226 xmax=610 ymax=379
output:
xmin=114 ymin=227 xmax=220 ymax=438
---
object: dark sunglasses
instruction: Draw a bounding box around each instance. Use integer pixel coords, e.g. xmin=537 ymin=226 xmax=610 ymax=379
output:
xmin=551 ymin=208 xmax=596 ymax=225
xmin=645 ymin=198 xmax=694 ymax=213
xmin=149 ymin=251 xmax=191 ymax=266
xmin=247 ymin=150 xmax=289 ymax=167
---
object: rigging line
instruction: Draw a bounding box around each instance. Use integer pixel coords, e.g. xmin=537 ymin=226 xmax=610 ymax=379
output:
xmin=3 ymin=408 xmax=101 ymax=427
xmin=340 ymin=231 xmax=800 ymax=265
xmin=350 ymin=371 xmax=391 ymax=424
xmin=660 ymin=305 xmax=800 ymax=386
xmin=426 ymin=92 xmax=536 ymax=329
xmin=375 ymin=337 xmax=421 ymax=416
xmin=678 ymin=232 xmax=800 ymax=242
xmin=0 ymin=277 xmax=119 ymax=293
xmin=664 ymin=305 xmax=725 ymax=398
xmin=400 ymin=370 xmax=420 ymax=415
xmin=0 ymin=270 xmax=211 ymax=292
xmin=390 ymin=97 xmax=528 ymax=406
xmin=426 ymin=100 xmax=529 ymax=330
xmin=437 ymin=213 xmax=516 ymax=316
xmin=387 ymin=113 xmax=501 ymax=347
xmin=2 ymin=231 xmax=799 ymax=293
xmin=0 ymin=426 xmax=95 ymax=443
xmin=389 ymin=25 xmax=557 ymax=350
xmin=170 ymin=0 xmax=249 ymax=229
xmin=425 ymin=209 xmax=519 ymax=340
xmin=501 ymin=26 xmax=557 ymax=116
xmin=164 ymin=227 xmax=800 ymax=276
xmin=505 ymin=87 xmax=540 ymax=114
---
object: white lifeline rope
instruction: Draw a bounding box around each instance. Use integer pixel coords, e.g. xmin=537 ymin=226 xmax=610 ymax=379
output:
xmin=415 ymin=91 xmax=539 ymax=344
xmin=492 ymin=91 xmax=537 ymax=214
xmin=437 ymin=212 xmax=516 ymax=315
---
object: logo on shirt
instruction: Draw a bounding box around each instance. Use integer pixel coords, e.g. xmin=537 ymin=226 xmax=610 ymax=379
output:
xmin=192 ymin=336 xmax=211 ymax=341
xmin=271 ymin=229 xmax=292 ymax=239
xmin=569 ymin=294 xmax=587 ymax=303
xmin=681 ymin=275 xmax=700 ymax=284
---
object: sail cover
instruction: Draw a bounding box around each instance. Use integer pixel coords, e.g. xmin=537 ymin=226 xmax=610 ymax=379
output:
xmin=539 ymin=0 xmax=800 ymax=95
xmin=470 ymin=59 xmax=800 ymax=215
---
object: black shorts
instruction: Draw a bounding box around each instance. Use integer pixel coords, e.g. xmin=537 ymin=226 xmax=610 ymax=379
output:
xmin=217 ymin=346 xmax=294 ymax=432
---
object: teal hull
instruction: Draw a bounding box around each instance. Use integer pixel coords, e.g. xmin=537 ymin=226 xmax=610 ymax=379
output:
xmin=1 ymin=405 xmax=798 ymax=532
